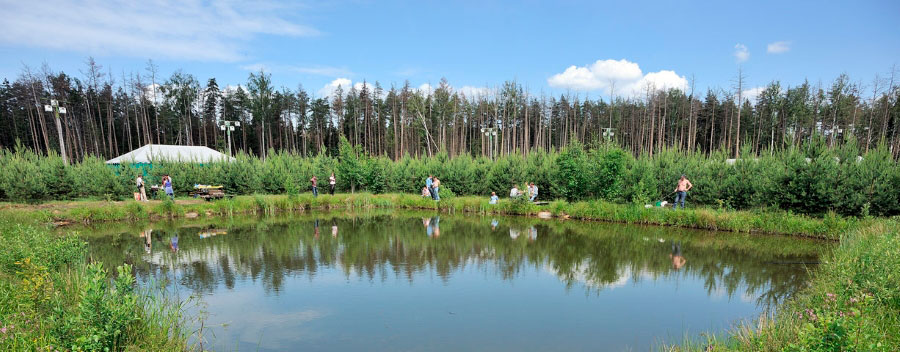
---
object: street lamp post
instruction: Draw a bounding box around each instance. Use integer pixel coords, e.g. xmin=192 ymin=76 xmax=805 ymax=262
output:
xmin=602 ymin=127 xmax=615 ymax=142
xmin=44 ymin=99 xmax=68 ymax=165
xmin=481 ymin=127 xmax=498 ymax=161
xmin=219 ymin=120 xmax=241 ymax=156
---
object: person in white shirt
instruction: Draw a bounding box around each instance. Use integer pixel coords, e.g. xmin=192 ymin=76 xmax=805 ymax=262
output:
xmin=510 ymin=185 xmax=520 ymax=198
xmin=329 ymin=172 xmax=336 ymax=195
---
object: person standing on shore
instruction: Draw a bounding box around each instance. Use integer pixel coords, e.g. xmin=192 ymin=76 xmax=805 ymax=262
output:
xmin=163 ymin=175 xmax=174 ymax=200
xmin=329 ymin=172 xmax=336 ymax=195
xmin=310 ymin=175 xmax=318 ymax=197
xmin=529 ymin=182 xmax=538 ymax=202
xmin=432 ymin=177 xmax=441 ymax=201
xmin=136 ymin=175 xmax=147 ymax=201
xmin=672 ymin=174 xmax=693 ymax=210
xmin=425 ymin=175 xmax=435 ymax=200
xmin=489 ymin=192 xmax=499 ymax=204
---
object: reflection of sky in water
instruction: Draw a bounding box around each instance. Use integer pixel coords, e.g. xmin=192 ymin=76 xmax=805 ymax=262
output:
xmin=191 ymin=262 xmax=768 ymax=351
xmin=86 ymin=214 xmax=824 ymax=351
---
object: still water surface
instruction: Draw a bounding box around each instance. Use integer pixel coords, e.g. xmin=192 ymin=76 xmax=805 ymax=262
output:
xmin=84 ymin=211 xmax=827 ymax=351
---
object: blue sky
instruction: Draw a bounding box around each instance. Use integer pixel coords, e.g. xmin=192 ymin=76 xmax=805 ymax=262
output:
xmin=1 ymin=0 xmax=898 ymax=100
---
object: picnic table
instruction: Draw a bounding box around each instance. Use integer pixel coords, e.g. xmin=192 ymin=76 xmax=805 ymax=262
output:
xmin=189 ymin=185 xmax=229 ymax=201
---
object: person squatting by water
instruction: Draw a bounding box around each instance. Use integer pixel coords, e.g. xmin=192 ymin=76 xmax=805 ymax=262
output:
xmin=672 ymin=174 xmax=693 ymax=210
xmin=329 ymin=173 xmax=336 ymax=195
xmin=510 ymin=184 xmax=523 ymax=199
xmin=310 ymin=175 xmax=318 ymax=197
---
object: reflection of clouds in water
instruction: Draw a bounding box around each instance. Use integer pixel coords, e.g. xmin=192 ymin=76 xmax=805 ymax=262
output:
xmin=709 ymin=285 xmax=726 ymax=301
xmin=228 ymin=309 xmax=327 ymax=350
xmin=544 ymin=261 xmax=633 ymax=290
xmin=203 ymin=289 xmax=329 ymax=350
xmin=740 ymin=291 xmax=760 ymax=304
xmin=144 ymin=244 xmax=251 ymax=267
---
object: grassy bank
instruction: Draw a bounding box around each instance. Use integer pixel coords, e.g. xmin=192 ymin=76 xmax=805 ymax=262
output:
xmin=8 ymin=193 xmax=859 ymax=239
xmin=670 ymin=221 xmax=900 ymax=351
xmin=0 ymin=212 xmax=196 ymax=351
xmin=1 ymin=193 xmax=890 ymax=350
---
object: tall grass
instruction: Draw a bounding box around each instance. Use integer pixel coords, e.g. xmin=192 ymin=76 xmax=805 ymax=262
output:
xmin=668 ymin=220 xmax=900 ymax=351
xmin=0 ymin=213 xmax=194 ymax=351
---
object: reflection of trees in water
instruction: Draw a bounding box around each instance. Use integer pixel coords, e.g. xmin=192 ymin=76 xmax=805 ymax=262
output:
xmin=86 ymin=215 xmax=822 ymax=307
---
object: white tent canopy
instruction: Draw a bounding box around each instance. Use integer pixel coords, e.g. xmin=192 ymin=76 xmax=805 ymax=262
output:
xmin=106 ymin=144 xmax=233 ymax=164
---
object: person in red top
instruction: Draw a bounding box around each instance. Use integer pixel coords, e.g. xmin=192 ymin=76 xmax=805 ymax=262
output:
xmin=310 ymin=176 xmax=318 ymax=197
xmin=672 ymin=174 xmax=693 ymax=210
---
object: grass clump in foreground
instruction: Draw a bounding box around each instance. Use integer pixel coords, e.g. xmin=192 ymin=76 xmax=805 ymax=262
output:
xmin=0 ymin=215 xmax=195 ymax=351
xmin=669 ymin=221 xmax=900 ymax=351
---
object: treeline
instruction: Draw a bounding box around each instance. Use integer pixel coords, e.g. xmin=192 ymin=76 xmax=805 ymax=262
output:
xmin=0 ymin=60 xmax=899 ymax=161
xmin=3 ymin=136 xmax=899 ymax=217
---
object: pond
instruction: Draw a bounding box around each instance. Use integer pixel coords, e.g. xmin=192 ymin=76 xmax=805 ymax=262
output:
xmin=81 ymin=210 xmax=829 ymax=351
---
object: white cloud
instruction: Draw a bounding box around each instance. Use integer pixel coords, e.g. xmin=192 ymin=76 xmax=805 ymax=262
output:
xmin=241 ymin=63 xmax=352 ymax=77
xmin=742 ymin=86 xmax=766 ymax=102
xmin=0 ymin=0 xmax=318 ymax=62
xmin=316 ymin=79 xmax=386 ymax=99
xmin=293 ymin=66 xmax=353 ymax=77
xmin=417 ymin=83 xmax=434 ymax=95
xmin=240 ymin=63 xmax=271 ymax=73
xmin=142 ymin=83 xmax=162 ymax=102
xmin=223 ymin=84 xmax=245 ymax=94
xmin=319 ymin=79 xmax=489 ymax=100
xmin=317 ymin=78 xmax=352 ymax=98
xmin=637 ymin=70 xmax=687 ymax=92
xmin=547 ymin=59 xmax=687 ymax=97
xmin=734 ymin=43 xmax=750 ymax=63
xmin=457 ymin=85 xmax=491 ymax=98
xmin=767 ymin=41 xmax=791 ymax=54
xmin=353 ymin=81 xmax=386 ymax=97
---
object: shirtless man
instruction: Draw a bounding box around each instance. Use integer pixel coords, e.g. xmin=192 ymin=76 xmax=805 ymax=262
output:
xmin=672 ymin=174 xmax=693 ymax=210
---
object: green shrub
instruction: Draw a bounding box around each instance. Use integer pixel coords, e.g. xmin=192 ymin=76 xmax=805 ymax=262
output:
xmin=3 ymin=136 xmax=900 ymax=217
